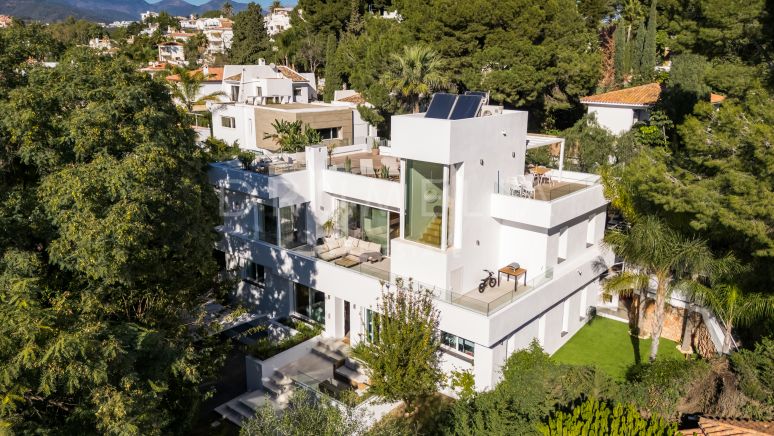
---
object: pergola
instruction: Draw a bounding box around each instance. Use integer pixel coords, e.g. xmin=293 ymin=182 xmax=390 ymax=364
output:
xmin=525 ymin=133 xmax=566 ymax=181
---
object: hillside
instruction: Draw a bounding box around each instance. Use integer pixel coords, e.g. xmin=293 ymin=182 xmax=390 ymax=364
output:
xmin=0 ymin=0 xmax=250 ymax=23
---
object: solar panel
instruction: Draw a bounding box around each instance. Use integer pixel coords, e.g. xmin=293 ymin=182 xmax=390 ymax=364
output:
xmin=425 ymin=93 xmax=456 ymax=119
xmin=449 ymin=95 xmax=484 ymax=120
xmin=465 ymin=91 xmax=489 ymax=105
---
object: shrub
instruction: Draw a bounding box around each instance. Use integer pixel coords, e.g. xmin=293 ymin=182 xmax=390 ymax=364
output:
xmin=539 ymin=398 xmax=677 ymax=435
xmin=622 ymin=358 xmax=710 ymax=420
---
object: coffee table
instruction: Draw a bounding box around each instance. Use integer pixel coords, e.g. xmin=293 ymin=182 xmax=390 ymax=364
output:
xmin=359 ymin=252 xmax=383 ymax=263
xmin=335 ymin=255 xmax=361 ymax=268
xmin=498 ymin=266 xmax=527 ymax=291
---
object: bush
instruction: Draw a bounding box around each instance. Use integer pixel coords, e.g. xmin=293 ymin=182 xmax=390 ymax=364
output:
xmin=622 ymin=358 xmax=710 ymax=420
xmin=539 ymin=398 xmax=677 ymax=435
xmin=246 ymin=322 xmax=322 ymax=360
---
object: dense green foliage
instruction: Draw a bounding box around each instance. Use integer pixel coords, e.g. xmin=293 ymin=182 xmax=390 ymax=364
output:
xmin=262 ymin=120 xmax=324 ymax=153
xmin=353 ymin=283 xmax=443 ymax=412
xmin=229 ymin=2 xmax=273 ymax=65
xmin=539 ymin=398 xmax=677 ymax=435
xmin=240 ymin=389 xmax=364 ymax=436
xmin=0 ymin=40 xmax=223 ymax=433
xmin=730 ymin=337 xmax=774 ymax=418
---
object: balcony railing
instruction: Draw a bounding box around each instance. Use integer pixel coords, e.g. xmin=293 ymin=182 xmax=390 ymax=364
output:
xmin=494 ymin=170 xmax=599 ymax=202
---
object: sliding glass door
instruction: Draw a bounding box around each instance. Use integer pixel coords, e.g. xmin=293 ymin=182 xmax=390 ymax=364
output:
xmin=336 ymin=200 xmax=396 ymax=255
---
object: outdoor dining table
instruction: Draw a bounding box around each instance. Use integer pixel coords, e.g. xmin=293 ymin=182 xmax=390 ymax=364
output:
xmin=498 ymin=266 xmax=527 ymax=291
xmin=530 ymin=166 xmax=551 ymax=184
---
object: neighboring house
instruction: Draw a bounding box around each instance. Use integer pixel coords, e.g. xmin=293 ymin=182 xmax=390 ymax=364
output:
xmin=0 ymin=15 xmax=12 ymax=28
xmin=140 ymin=11 xmax=158 ymax=22
xmin=203 ymin=22 xmax=233 ymax=57
xmin=210 ymin=62 xmax=358 ymax=152
xmin=165 ymin=66 xmax=226 ymax=109
xmin=87 ymin=37 xmax=117 ymax=55
xmin=580 ymin=82 xmax=725 ymax=135
xmin=168 ymin=31 xmax=196 ymax=43
xmin=209 ymin=93 xmax=611 ymax=391
xmin=332 ymin=90 xmax=378 ymax=144
xmin=139 ymin=62 xmax=169 ymax=78
xmin=264 ymin=7 xmax=293 ymax=36
xmin=158 ymin=42 xmax=186 ymax=65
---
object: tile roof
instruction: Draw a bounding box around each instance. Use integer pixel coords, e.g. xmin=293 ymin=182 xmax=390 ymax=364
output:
xmin=140 ymin=62 xmax=169 ymax=72
xmin=337 ymin=93 xmax=366 ymax=104
xmin=277 ymin=65 xmax=308 ymax=82
xmin=697 ymin=417 xmax=774 ymax=435
xmin=581 ymin=82 xmax=727 ymax=107
xmin=166 ymin=67 xmax=224 ymax=82
xmin=581 ymin=82 xmax=663 ymax=106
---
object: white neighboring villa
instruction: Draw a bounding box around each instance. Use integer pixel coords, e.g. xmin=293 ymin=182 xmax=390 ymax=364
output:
xmin=581 ymin=82 xmax=725 ymax=135
xmin=209 ymin=93 xmax=612 ymax=391
xmin=158 ymin=42 xmax=186 ymax=65
xmin=265 ymin=7 xmax=293 ymax=36
xmin=332 ymin=90 xmax=379 ymax=145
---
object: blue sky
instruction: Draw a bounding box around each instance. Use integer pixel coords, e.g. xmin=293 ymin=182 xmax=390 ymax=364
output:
xmin=145 ymin=0 xmax=297 ymax=5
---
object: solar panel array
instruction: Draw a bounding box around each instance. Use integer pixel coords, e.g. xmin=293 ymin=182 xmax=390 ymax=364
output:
xmin=425 ymin=92 xmax=486 ymax=120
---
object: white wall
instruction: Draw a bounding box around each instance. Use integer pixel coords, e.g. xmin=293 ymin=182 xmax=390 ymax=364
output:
xmin=586 ymin=104 xmax=639 ymax=135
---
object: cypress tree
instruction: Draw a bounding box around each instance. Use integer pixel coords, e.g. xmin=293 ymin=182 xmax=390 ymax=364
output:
xmin=229 ymin=2 xmax=273 ymax=64
xmin=632 ymin=19 xmax=647 ymax=81
xmin=613 ymin=24 xmax=627 ymax=84
xmin=323 ymin=34 xmax=341 ymax=102
xmin=641 ymin=0 xmax=658 ymax=80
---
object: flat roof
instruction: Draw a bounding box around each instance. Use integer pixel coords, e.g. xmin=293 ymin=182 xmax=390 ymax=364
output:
xmin=259 ymin=103 xmax=350 ymax=113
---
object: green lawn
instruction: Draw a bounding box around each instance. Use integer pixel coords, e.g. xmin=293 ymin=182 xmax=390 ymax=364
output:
xmin=551 ymin=316 xmax=684 ymax=380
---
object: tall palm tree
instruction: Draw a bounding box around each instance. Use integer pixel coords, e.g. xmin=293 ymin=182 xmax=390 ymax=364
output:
xmin=604 ymin=215 xmax=719 ymax=362
xmin=383 ymin=44 xmax=452 ymax=113
xmin=686 ymin=281 xmax=774 ymax=354
xmin=270 ymin=0 xmax=283 ymax=13
xmin=222 ymin=0 xmax=234 ymax=18
xmin=167 ymin=66 xmax=225 ymax=112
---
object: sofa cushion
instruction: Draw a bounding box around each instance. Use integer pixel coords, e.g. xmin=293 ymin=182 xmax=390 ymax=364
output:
xmin=324 ymin=237 xmax=341 ymax=249
xmin=328 ymin=247 xmax=348 ymax=258
xmin=364 ymin=242 xmax=381 ymax=253
xmin=314 ymin=245 xmax=329 ymax=256
xmin=345 ymin=237 xmax=360 ymax=248
xmin=318 ymin=251 xmax=337 ymax=261
xmin=349 ymin=246 xmax=367 ymax=257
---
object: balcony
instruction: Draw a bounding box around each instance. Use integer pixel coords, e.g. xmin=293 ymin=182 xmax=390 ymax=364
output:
xmin=209 ymin=160 xmax=310 ymax=202
xmin=491 ymin=171 xmax=606 ymax=228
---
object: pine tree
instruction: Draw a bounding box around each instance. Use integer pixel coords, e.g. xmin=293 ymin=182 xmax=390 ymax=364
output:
xmin=323 ymin=34 xmax=341 ymax=102
xmin=229 ymin=2 xmax=273 ymax=64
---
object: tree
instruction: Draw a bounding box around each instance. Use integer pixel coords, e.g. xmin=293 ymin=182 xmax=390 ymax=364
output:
xmin=184 ymin=32 xmax=208 ymax=64
xmin=298 ymin=35 xmax=325 ymax=76
xmin=229 ymin=2 xmax=273 ymax=65
xmin=603 ymin=216 xmax=719 ymax=361
xmin=167 ymin=66 xmax=226 ymax=112
xmin=688 ymin=281 xmax=774 ymax=354
xmin=240 ymin=389 xmax=364 ymax=436
xmin=561 ymin=114 xmax=616 ymax=173
xmin=577 ymin=0 xmax=614 ymax=30
xmin=322 ymin=34 xmax=341 ymax=101
xmin=539 ymin=398 xmax=677 ymax=435
xmin=263 ymin=119 xmax=322 ymax=153
xmin=270 ymin=1 xmax=283 ymax=13
xmin=352 ymin=281 xmax=443 ymax=412
xmin=661 ymin=53 xmax=710 ymax=124
xmin=222 ymin=0 xmax=234 ymax=18
xmin=0 ymin=48 xmax=224 ymax=433
xmin=383 ymin=44 xmax=451 ymax=113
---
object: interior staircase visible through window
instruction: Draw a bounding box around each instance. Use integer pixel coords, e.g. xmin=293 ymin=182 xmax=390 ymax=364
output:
xmin=419 ymin=216 xmax=442 ymax=246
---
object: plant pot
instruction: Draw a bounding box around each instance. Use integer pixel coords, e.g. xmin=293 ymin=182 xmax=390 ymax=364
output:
xmin=372 ymin=148 xmax=379 ymax=156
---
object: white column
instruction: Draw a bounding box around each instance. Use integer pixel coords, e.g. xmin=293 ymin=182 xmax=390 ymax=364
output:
xmin=558 ymin=139 xmax=565 ymax=182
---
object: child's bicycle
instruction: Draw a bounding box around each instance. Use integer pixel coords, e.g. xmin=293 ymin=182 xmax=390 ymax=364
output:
xmin=478 ymin=269 xmax=497 ymax=293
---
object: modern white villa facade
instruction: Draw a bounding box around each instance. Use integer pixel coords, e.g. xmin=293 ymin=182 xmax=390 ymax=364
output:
xmin=209 ymin=96 xmax=611 ymax=391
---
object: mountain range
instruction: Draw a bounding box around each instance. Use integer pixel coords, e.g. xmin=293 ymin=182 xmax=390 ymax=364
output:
xmin=0 ymin=0 xmax=257 ymax=23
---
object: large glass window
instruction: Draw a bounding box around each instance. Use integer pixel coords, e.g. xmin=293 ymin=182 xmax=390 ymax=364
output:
xmin=241 ymin=260 xmax=265 ymax=286
xmin=295 ymin=284 xmax=325 ymax=324
xmin=316 ymin=127 xmax=340 ymax=140
xmin=365 ymin=309 xmax=380 ymax=343
xmin=441 ymin=331 xmax=475 ymax=357
xmin=405 ymin=160 xmax=444 ymax=248
xmin=280 ymin=203 xmax=308 ymax=249
xmin=219 ymin=189 xmax=278 ymax=245
xmin=336 ymin=200 xmax=397 ymax=255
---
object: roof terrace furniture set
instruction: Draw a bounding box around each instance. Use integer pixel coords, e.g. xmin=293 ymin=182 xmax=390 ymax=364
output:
xmin=329 ymin=157 xmax=400 ymax=180
xmin=314 ymin=237 xmax=383 ymax=267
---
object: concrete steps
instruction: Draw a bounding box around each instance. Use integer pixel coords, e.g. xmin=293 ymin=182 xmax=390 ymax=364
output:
xmin=419 ymin=217 xmax=442 ymax=246
xmin=214 ymin=389 xmax=271 ymax=427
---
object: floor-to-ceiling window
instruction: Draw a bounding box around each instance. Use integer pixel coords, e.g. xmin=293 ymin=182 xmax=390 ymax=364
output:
xmin=336 ymin=200 xmax=397 ymax=255
xmin=219 ymin=189 xmax=278 ymax=245
xmin=404 ymin=160 xmax=444 ymax=248
xmin=280 ymin=203 xmax=308 ymax=249
xmin=294 ymin=284 xmax=325 ymax=324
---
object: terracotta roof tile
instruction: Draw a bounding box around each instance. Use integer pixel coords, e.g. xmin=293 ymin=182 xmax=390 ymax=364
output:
xmin=338 ymin=93 xmax=366 ymax=104
xmin=277 ymin=65 xmax=308 ymax=82
xmin=166 ymin=67 xmax=224 ymax=82
xmin=581 ymin=82 xmax=662 ymax=106
xmin=699 ymin=417 xmax=774 ymax=435
xmin=582 ymin=82 xmax=727 ymax=107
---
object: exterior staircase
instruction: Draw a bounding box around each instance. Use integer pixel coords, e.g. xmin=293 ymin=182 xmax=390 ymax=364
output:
xmin=261 ymin=369 xmax=294 ymax=403
xmin=418 ymin=216 xmax=442 ymax=246
xmin=214 ymin=389 xmax=273 ymax=427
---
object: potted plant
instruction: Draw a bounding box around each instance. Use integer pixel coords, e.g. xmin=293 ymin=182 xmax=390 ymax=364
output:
xmin=371 ymin=138 xmax=380 ymax=156
xmin=238 ymin=151 xmax=255 ymax=170
xmin=322 ymin=218 xmax=334 ymax=237
xmin=344 ymin=156 xmax=352 ymax=173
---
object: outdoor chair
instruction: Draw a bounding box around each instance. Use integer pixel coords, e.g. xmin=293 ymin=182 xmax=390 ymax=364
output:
xmin=360 ymin=159 xmax=374 ymax=176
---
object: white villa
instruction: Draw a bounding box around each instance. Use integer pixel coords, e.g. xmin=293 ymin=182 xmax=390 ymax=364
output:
xmin=581 ymin=82 xmax=726 ymax=135
xmin=209 ymin=93 xmax=612 ymax=393
xmin=265 ymin=7 xmax=293 ymax=36
xmin=158 ymin=41 xmax=186 ymax=65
